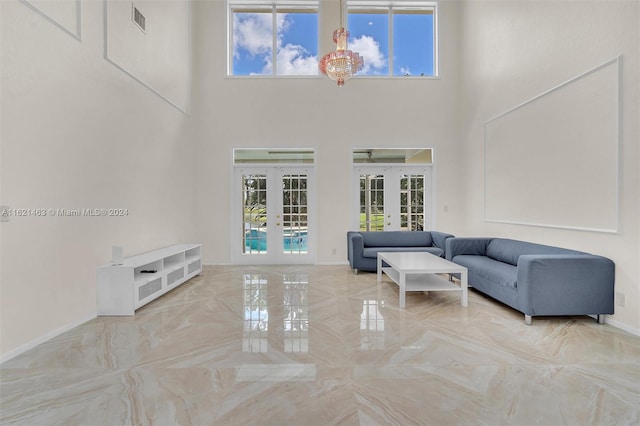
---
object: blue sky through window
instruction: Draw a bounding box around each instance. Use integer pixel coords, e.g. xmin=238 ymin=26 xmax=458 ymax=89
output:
xmin=349 ymin=11 xmax=435 ymax=76
xmin=393 ymin=13 xmax=434 ymax=76
xmin=232 ymin=10 xmax=318 ymax=76
xmin=231 ymin=4 xmax=435 ymax=77
xmin=233 ymin=11 xmax=272 ymax=75
xmin=348 ymin=13 xmax=389 ymax=75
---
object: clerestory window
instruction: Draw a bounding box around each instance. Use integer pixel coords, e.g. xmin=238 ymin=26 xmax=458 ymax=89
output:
xmin=228 ymin=1 xmax=319 ymax=76
xmin=348 ymin=1 xmax=437 ymax=77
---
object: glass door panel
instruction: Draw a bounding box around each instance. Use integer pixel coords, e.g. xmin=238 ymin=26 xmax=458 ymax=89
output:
xmin=281 ymin=173 xmax=309 ymax=255
xmin=354 ymin=166 xmax=432 ymax=232
xmin=400 ymin=174 xmax=425 ymax=231
xmin=235 ymin=166 xmax=315 ymax=264
xmin=242 ymin=173 xmax=268 ymax=254
xmin=359 ymin=173 xmax=385 ymax=231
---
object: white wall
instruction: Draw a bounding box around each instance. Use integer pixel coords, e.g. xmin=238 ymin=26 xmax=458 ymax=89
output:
xmin=191 ymin=0 xmax=465 ymax=266
xmin=459 ymin=0 xmax=640 ymax=333
xmin=0 ymin=0 xmax=195 ymax=359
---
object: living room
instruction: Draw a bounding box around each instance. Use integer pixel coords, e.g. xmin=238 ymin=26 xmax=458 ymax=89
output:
xmin=1 ymin=0 xmax=638 ymax=423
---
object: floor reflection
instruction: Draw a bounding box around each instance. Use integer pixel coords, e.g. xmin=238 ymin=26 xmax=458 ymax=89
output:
xmin=242 ymin=273 xmax=309 ymax=353
xmin=283 ymin=274 xmax=309 ymax=353
xmin=243 ymin=274 xmax=268 ymax=352
xmin=360 ymin=300 xmax=385 ymax=351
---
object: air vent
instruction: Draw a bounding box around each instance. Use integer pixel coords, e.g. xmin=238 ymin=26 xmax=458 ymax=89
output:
xmin=132 ymin=5 xmax=146 ymax=33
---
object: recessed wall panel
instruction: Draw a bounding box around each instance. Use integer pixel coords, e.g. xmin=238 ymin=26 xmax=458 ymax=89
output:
xmin=484 ymin=57 xmax=620 ymax=233
xmin=21 ymin=0 xmax=81 ymax=39
xmin=105 ymin=0 xmax=191 ymax=113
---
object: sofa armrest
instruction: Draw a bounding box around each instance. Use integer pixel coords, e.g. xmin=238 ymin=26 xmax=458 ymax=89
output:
xmin=347 ymin=232 xmax=364 ymax=265
xmin=516 ymin=255 xmax=615 ymax=316
xmin=430 ymin=231 xmax=455 ymax=254
xmin=445 ymin=238 xmax=492 ymax=261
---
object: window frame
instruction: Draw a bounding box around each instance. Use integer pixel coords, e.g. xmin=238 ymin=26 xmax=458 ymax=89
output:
xmin=227 ymin=0 xmax=320 ymax=78
xmin=347 ymin=0 xmax=439 ymax=78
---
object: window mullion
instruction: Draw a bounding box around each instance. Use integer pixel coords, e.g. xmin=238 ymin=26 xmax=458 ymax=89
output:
xmin=272 ymin=5 xmax=277 ymax=75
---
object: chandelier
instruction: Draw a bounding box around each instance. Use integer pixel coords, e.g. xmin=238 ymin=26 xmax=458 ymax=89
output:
xmin=319 ymin=0 xmax=364 ymax=87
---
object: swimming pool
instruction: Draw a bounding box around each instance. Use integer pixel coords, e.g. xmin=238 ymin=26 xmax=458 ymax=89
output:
xmin=244 ymin=229 xmax=308 ymax=252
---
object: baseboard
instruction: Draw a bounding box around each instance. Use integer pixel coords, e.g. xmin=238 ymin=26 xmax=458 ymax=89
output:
xmin=0 ymin=313 xmax=96 ymax=365
xmin=202 ymin=263 xmax=232 ymax=269
xmin=317 ymin=261 xmax=350 ymax=266
xmin=603 ymin=317 xmax=640 ymax=336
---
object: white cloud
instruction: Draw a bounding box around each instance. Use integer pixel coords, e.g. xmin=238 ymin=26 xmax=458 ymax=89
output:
xmin=348 ymin=35 xmax=386 ymax=74
xmin=233 ymin=13 xmax=272 ymax=58
xmin=259 ymin=55 xmax=273 ymax=75
xmin=276 ymin=44 xmax=319 ymax=75
xmin=234 ymin=12 xmax=318 ymax=75
xmin=276 ymin=13 xmax=291 ymax=35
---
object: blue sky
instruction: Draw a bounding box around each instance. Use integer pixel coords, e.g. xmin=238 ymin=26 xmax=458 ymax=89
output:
xmin=233 ymin=10 xmax=434 ymax=77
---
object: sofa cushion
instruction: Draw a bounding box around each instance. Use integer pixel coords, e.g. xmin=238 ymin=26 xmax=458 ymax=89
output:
xmin=486 ymin=238 xmax=584 ymax=266
xmin=362 ymin=231 xmax=433 ymax=248
xmin=452 ymin=255 xmax=518 ymax=289
xmin=362 ymin=246 xmax=444 ymax=258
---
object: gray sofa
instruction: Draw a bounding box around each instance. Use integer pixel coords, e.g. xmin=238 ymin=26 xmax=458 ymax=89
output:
xmin=446 ymin=238 xmax=615 ymax=324
xmin=347 ymin=231 xmax=454 ymax=273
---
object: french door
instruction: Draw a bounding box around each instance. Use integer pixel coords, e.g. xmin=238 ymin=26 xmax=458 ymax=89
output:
xmin=234 ymin=166 xmax=316 ymax=264
xmin=353 ymin=165 xmax=433 ymax=231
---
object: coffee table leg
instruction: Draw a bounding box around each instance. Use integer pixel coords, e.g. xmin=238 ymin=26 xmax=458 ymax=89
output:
xmin=377 ymin=255 xmax=382 ymax=283
xmin=461 ymin=269 xmax=468 ymax=307
xmin=399 ymin=272 xmax=406 ymax=308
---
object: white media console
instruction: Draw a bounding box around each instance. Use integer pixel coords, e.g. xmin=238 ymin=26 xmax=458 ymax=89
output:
xmin=97 ymin=243 xmax=202 ymax=316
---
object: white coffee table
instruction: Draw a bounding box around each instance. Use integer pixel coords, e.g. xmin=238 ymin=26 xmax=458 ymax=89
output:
xmin=377 ymin=252 xmax=468 ymax=309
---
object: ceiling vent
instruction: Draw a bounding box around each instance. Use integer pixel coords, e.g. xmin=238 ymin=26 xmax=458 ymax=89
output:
xmin=132 ymin=5 xmax=146 ymax=33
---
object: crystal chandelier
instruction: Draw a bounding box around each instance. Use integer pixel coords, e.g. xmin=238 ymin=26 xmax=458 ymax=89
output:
xmin=319 ymin=0 xmax=364 ymax=87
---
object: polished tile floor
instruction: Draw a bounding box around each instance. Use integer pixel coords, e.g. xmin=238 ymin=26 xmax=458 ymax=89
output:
xmin=1 ymin=265 xmax=639 ymax=425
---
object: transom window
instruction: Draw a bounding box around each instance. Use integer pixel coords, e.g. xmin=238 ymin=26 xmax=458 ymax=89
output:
xmin=228 ymin=1 xmax=319 ymax=76
xmin=348 ymin=1 xmax=437 ymax=77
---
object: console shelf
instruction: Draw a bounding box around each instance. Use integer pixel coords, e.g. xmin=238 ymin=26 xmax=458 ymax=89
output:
xmin=97 ymin=243 xmax=202 ymax=316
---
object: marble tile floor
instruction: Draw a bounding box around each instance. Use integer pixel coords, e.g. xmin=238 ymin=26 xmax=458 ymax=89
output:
xmin=1 ymin=265 xmax=639 ymax=426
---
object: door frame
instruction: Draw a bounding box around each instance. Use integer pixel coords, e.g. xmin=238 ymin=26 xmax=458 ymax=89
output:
xmin=352 ymin=164 xmax=434 ymax=232
xmin=232 ymin=164 xmax=317 ymax=265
